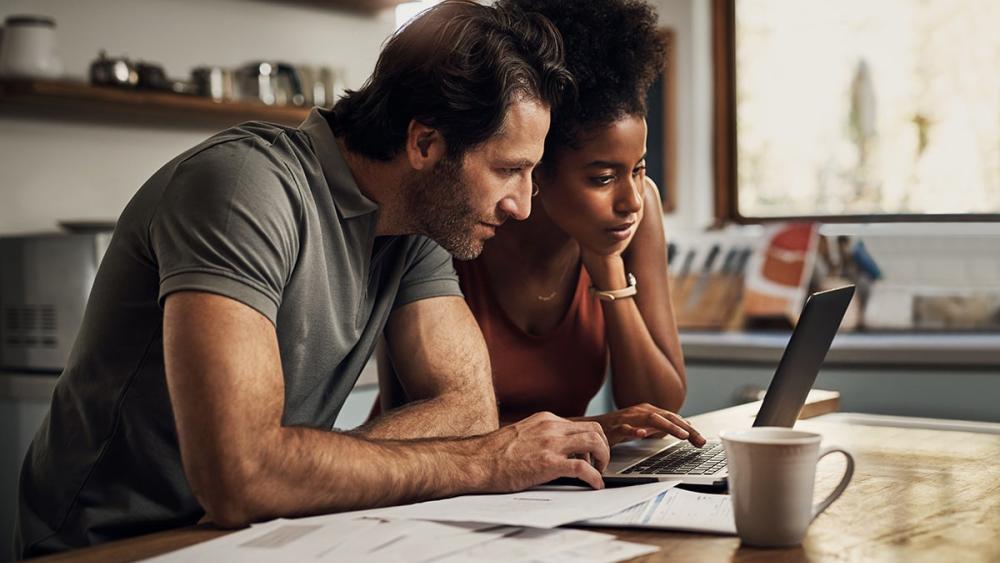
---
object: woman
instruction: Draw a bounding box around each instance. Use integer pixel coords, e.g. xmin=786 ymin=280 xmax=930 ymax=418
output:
xmin=377 ymin=0 xmax=703 ymax=446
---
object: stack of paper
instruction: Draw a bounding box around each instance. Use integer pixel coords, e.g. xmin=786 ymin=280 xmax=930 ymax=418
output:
xmin=145 ymin=481 xmax=734 ymax=562
xmin=145 ymin=516 xmax=658 ymax=562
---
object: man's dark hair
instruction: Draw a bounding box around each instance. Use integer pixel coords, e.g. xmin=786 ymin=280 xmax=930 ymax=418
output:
xmin=330 ymin=0 xmax=574 ymax=161
xmin=497 ymin=0 xmax=666 ymax=153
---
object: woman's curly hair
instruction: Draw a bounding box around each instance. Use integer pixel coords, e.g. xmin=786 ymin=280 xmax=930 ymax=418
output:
xmin=497 ymin=0 xmax=666 ymax=153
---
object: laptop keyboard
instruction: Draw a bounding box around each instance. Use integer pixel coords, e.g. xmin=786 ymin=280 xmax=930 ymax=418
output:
xmin=622 ymin=441 xmax=727 ymax=475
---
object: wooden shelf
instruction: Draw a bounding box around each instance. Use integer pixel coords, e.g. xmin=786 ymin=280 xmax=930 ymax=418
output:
xmin=0 ymin=79 xmax=312 ymax=129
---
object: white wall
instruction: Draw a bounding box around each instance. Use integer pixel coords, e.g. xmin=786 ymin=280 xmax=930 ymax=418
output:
xmin=0 ymin=0 xmax=718 ymax=236
xmin=653 ymin=0 xmax=716 ymax=233
xmin=0 ymin=0 xmax=395 ymax=235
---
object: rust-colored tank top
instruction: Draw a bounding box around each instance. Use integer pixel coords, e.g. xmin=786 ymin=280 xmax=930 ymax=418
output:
xmin=455 ymin=258 xmax=608 ymax=424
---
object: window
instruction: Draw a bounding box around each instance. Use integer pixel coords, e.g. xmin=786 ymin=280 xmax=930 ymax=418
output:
xmin=395 ymin=0 xmax=441 ymax=30
xmin=714 ymin=0 xmax=1000 ymax=221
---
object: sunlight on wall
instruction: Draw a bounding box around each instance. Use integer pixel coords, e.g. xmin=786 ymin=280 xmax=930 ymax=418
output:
xmin=395 ymin=0 xmax=443 ymax=30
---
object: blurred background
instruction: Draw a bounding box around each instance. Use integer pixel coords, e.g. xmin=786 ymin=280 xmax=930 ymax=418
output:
xmin=0 ymin=1 xmax=998 ymax=559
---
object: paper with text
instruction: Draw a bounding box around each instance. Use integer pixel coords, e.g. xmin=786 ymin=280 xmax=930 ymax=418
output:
xmin=142 ymin=516 xmax=650 ymax=563
xmin=432 ymin=527 xmax=616 ymax=562
xmin=526 ymin=539 xmax=660 ymax=563
xmin=365 ymin=481 xmax=678 ymax=528
xmin=581 ymin=487 xmax=737 ymax=535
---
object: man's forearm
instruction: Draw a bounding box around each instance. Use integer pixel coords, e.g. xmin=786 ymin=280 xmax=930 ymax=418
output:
xmin=206 ymin=425 xmax=490 ymax=526
xmin=353 ymin=390 xmax=498 ymax=440
xmin=194 ymin=412 xmax=615 ymax=529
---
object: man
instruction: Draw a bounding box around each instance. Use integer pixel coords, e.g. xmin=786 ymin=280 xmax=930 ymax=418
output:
xmin=14 ymin=2 xmax=611 ymax=558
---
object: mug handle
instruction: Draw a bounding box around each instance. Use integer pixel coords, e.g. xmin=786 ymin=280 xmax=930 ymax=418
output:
xmin=811 ymin=445 xmax=855 ymax=520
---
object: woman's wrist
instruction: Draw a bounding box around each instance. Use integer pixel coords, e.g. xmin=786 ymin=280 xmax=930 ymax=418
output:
xmin=583 ymin=253 xmax=628 ymax=291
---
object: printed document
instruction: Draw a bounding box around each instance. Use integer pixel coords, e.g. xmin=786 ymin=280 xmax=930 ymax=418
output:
xmin=582 ymin=487 xmax=737 ymax=535
xmin=142 ymin=516 xmax=657 ymax=563
xmin=366 ymin=481 xmax=678 ymax=528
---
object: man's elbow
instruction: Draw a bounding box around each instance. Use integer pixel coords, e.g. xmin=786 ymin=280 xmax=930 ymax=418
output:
xmin=461 ymin=387 xmax=499 ymax=434
xmin=187 ymin=455 xmax=269 ymax=528
xmin=466 ymin=410 xmax=499 ymax=434
xmin=201 ymin=497 xmax=255 ymax=529
xmin=435 ymin=385 xmax=497 ymax=435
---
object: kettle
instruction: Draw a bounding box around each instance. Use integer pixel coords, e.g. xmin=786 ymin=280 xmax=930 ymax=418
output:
xmin=89 ymin=50 xmax=138 ymax=88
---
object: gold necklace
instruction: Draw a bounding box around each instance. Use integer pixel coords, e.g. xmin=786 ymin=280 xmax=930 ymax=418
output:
xmin=536 ymin=257 xmax=577 ymax=301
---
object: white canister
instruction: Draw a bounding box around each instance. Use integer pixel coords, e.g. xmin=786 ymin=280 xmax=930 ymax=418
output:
xmin=0 ymin=15 xmax=63 ymax=79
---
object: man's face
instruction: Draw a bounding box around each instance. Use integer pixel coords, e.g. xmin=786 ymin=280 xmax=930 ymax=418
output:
xmin=405 ymin=98 xmax=549 ymax=260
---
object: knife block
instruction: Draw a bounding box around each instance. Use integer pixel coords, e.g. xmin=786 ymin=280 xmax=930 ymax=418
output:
xmin=670 ymin=273 xmax=746 ymax=330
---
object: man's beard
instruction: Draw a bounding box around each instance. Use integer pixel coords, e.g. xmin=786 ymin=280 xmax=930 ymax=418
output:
xmin=404 ymin=155 xmax=496 ymax=261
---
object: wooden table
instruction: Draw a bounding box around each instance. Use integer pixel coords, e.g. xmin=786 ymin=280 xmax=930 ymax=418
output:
xmin=613 ymin=415 xmax=1000 ymax=562
xmin=32 ymin=391 xmax=1000 ymax=562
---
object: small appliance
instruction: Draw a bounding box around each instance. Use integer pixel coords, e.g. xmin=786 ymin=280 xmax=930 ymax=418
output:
xmin=0 ymin=232 xmax=110 ymax=372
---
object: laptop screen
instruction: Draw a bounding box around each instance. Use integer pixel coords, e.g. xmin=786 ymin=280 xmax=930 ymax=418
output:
xmin=753 ymin=285 xmax=855 ymax=428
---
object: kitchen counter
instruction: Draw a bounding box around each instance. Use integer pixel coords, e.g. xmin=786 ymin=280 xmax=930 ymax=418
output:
xmin=4 ymin=331 xmax=998 ymax=402
xmin=680 ymin=331 xmax=1000 ymax=367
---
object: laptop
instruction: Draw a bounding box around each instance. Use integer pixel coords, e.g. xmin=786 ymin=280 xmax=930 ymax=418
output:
xmin=602 ymin=285 xmax=855 ymax=486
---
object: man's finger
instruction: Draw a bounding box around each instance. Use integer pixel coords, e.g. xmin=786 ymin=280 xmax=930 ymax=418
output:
xmin=560 ymin=430 xmax=610 ymax=472
xmin=562 ymin=420 xmax=610 ymax=448
xmin=562 ymin=459 xmax=604 ymax=490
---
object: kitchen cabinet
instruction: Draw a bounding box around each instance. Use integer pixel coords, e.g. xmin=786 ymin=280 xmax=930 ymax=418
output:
xmin=0 ymin=374 xmax=55 ymax=563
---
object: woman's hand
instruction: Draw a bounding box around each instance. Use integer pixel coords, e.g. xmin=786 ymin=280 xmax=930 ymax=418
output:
xmin=582 ymin=404 xmax=706 ymax=447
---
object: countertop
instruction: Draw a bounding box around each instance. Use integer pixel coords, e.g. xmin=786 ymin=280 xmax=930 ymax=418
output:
xmin=680 ymin=330 xmax=1000 ymax=367
xmin=5 ymin=331 xmax=997 ymax=402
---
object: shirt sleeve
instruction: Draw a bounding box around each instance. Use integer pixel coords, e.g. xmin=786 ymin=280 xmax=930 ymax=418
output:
xmin=392 ymin=236 xmax=463 ymax=310
xmin=150 ymin=138 xmax=302 ymax=325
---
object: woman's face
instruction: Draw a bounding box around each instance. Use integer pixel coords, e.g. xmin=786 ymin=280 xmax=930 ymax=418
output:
xmin=536 ymin=116 xmax=647 ymax=254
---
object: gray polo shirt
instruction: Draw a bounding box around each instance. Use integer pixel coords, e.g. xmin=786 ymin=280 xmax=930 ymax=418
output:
xmin=14 ymin=109 xmax=462 ymax=558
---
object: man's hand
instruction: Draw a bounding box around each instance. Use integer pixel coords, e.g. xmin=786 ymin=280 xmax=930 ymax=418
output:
xmin=478 ymin=412 xmax=610 ymax=491
xmin=583 ymin=404 xmax=706 ymax=447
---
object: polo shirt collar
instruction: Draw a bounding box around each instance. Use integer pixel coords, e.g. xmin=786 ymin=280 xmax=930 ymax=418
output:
xmin=300 ymin=108 xmax=379 ymax=219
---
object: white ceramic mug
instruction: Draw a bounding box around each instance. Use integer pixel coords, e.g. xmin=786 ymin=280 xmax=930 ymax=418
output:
xmin=720 ymin=427 xmax=854 ymax=547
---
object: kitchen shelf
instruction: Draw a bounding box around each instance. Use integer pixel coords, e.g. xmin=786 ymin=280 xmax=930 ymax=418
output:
xmin=267 ymin=0 xmax=411 ymax=13
xmin=0 ymin=79 xmax=312 ymax=129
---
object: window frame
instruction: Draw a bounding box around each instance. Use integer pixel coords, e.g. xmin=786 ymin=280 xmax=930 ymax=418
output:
xmin=651 ymin=28 xmax=678 ymax=213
